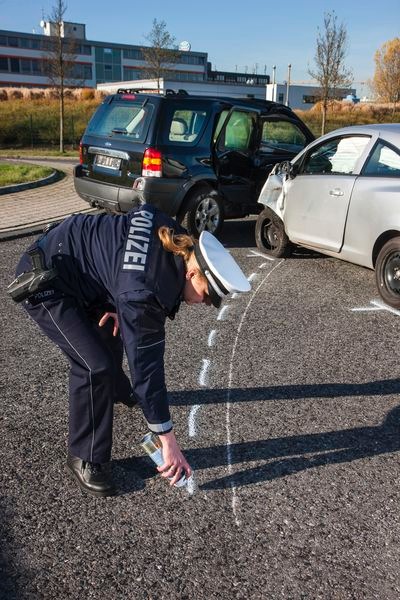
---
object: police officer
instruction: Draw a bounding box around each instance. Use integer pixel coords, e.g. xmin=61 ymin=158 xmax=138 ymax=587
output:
xmin=14 ymin=204 xmax=250 ymax=497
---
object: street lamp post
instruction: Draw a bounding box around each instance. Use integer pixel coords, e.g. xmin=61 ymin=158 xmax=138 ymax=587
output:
xmin=285 ymin=63 xmax=291 ymax=106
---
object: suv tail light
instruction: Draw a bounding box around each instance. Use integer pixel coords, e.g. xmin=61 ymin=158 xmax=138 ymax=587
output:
xmin=142 ymin=148 xmax=162 ymax=177
xmin=79 ymin=141 xmax=83 ymax=164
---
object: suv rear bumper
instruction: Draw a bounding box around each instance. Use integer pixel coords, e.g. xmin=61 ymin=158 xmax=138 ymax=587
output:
xmin=74 ymin=165 xmax=186 ymax=215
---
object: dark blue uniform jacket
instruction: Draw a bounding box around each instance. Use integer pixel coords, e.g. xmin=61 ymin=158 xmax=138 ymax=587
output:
xmin=34 ymin=204 xmax=186 ymax=434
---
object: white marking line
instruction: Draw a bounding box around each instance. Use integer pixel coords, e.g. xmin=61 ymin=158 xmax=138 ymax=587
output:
xmin=351 ymin=299 xmax=400 ymax=317
xmin=188 ymin=405 xmax=201 ymax=437
xmin=247 ymin=273 xmax=257 ymax=282
xmin=186 ymin=475 xmax=197 ymax=496
xmin=208 ymin=329 xmax=217 ymax=347
xmin=351 ymin=307 xmax=383 ymax=312
xmin=198 ymin=358 xmax=210 ymax=387
xmin=217 ymin=306 xmax=229 ymax=321
xmin=259 ymin=263 xmax=268 ymax=269
xmin=247 ymin=250 xmax=275 ymax=261
xmin=226 ymin=259 xmax=285 ymax=527
xmin=371 ymin=299 xmax=400 ymax=317
xmin=231 ymin=293 xmax=238 ymax=299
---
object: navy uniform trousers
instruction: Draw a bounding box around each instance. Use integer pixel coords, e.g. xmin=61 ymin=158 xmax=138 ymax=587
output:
xmin=23 ymin=291 xmax=132 ymax=464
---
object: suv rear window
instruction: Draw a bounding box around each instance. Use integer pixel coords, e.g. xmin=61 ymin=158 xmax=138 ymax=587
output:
xmin=86 ymin=100 xmax=154 ymax=142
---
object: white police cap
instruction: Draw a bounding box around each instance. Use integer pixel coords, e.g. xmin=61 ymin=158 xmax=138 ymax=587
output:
xmin=194 ymin=231 xmax=251 ymax=308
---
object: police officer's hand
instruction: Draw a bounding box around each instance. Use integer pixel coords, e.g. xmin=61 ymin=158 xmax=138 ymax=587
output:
xmin=98 ymin=312 xmax=119 ymax=336
xmin=157 ymin=430 xmax=192 ymax=485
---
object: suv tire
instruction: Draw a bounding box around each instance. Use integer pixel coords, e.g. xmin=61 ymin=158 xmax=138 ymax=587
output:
xmin=180 ymin=187 xmax=224 ymax=237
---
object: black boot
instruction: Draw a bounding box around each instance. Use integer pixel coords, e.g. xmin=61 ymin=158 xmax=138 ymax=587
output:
xmin=66 ymin=454 xmax=117 ymax=497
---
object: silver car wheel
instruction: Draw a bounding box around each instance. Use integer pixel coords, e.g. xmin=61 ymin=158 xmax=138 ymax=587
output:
xmin=194 ymin=197 xmax=221 ymax=234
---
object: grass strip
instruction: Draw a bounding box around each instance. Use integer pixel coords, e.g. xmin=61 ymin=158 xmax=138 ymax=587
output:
xmin=0 ymin=162 xmax=54 ymax=186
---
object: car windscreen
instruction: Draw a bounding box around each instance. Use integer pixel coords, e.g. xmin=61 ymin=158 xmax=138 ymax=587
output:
xmin=85 ymin=100 xmax=154 ymax=142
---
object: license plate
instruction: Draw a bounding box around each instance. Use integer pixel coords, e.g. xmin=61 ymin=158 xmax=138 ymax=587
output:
xmin=94 ymin=154 xmax=121 ymax=170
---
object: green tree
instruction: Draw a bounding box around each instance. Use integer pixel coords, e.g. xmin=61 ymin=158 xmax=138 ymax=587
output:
xmin=308 ymin=11 xmax=353 ymax=135
xmin=141 ymin=19 xmax=181 ymax=92
xmin=42 ymin=0 xmax=79 ymax=152
xmin=373 ymin=38 xmax=400 ymax=110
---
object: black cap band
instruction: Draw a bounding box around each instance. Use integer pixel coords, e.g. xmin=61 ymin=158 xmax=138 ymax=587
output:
xmin=194 ymin=243 xmax=229 ymax=294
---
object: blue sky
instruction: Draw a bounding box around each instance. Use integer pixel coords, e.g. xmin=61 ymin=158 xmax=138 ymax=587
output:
xmin=1 ymin=0 xmax=399 ymax=96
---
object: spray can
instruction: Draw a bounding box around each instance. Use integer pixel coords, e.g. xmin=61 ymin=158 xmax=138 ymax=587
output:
xmin=140 ymin=432 xmax=188 ymax=488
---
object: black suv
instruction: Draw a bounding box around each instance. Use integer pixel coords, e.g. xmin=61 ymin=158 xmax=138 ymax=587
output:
xmin=74 ymin=89 xmax=314 ymax=236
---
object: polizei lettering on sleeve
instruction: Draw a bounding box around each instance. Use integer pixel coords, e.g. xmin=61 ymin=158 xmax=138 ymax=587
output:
xmin=123 ymin=210 xmax=154 ymax=271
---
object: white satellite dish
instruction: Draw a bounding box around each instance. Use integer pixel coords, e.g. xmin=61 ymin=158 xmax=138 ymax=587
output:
xmin=40 ymin=20 xmax=46 ymax=28
xmin=179 ymin=41 xmax=191 ymax=52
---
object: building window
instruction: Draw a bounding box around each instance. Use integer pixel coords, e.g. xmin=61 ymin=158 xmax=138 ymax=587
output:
xmin=123 ymin=67 xmax=142 ymax=80
xmin=123 ymin=48 xmax=143 ymax=60
xmin=32 ymin=60 xmax=42 ymax=74
xmin=179 ymin=55 xmax=205 ymax=65
xmin=20 ymin=59 xmax=31 ymax=73
xmin=8 ymin=36 xmax=19 ymax=47
xmin=10 ymin=58 xmax=20 ymax=73
xmin=0 ymin=57 xmax=8 ymax=71
xmin=278 ymin=93 xmax=284 ymax=103
xmin=303 ymin=95 xmax=318 ymax=104
xmin=83 ymin=64 xmax=92 ymax=79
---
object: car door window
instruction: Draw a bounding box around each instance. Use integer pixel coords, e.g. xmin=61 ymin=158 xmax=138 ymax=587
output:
xmin=261 ymin=120 xmax=307 ymax=154
xmin=301 ymin=135 xmax=370 ymax=175
xmin=363 ymin=141 xmax=400 ymax=177
xmin=219 ymin=110 xmax=255 ymax=152
xmin=168 ymin=109 xmax=208 ymax=143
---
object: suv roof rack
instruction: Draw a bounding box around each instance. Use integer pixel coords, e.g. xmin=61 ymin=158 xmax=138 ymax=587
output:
xmin=165 ymin=88 xmax=189 ymax=96
xmin=116 ymin=88 xmax=162 ymax=95
xmin=115 ymin=88 xmax=190 ymax=97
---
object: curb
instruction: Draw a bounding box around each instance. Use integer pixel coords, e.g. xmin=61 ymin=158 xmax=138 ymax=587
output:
xmin=0 ymin=169 xmax=62 ymax=195
xmin=0 ymin=207 xmax=99 ymax=242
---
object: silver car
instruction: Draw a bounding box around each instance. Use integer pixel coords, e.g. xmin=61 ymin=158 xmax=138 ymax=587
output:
xmin=256 ymin=124 xmax=400 ymax=308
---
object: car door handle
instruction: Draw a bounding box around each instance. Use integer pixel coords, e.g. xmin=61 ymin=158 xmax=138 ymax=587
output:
xmin=329 ymin=188 xmax=344 ymax=197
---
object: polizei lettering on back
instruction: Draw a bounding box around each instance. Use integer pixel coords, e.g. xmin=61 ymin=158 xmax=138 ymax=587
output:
xmin=123 ymin=210 xmax=154 ymax=271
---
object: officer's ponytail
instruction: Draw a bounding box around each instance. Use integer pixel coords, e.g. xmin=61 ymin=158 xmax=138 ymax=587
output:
xmin=158 ymin=226 xmax=195 ymax=263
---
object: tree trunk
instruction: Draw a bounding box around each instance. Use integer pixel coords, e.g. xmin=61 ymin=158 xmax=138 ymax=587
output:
xmin=59 ymin=86 xmax=64 ymax=153
xmin=321 ymin=98 xmax=328 ymax=135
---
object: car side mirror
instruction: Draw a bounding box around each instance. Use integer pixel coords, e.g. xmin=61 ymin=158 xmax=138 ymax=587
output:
xmin=278 ymin=160 xmax=297 ymax=179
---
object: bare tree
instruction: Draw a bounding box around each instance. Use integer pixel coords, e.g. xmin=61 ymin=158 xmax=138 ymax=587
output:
xmin=308 ymin=11 xmax=353 ymax=135
xmin=141 ymin=19 xmax=181 ymax=92
xmin=373 ymin=38 xmax=400 ymax=111
xmin=42 ymin=0 xmax=78 ymax=152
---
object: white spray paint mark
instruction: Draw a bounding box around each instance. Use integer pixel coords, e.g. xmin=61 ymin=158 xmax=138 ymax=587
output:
xmin=259 ymin=263 xmax=268 ymax=269
xmin=217 ymin=306 xmax=229 ymax=321
xmin=247 ymin=273 xmax=257 ymax=282
xmin=231 ymin=293 xmax=238 ymax=299
xmin=225 ymin=259 xmax=285 ymax=527
xmin=247 ymin=250 xmax=275 ymax=261
xmin=186 ymin=475 xmax=197 ymax=496
xmin=208 ymin=329 xmax=217 ymax=347
xmin=351 ymin=306 xmax=383 ymax=312
xmin=198 ymin=358 xmax=210 ymax=387
xmin=350 ymin=299 xmax=400 ymax=317
xmin=188 ymin=405 xmax=200 ymax=437
xmin=371 ymin=299 xmax=400 ymax=317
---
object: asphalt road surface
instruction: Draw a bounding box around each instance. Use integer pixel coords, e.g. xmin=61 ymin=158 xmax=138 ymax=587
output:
xmin=1 ymin=218 xmax=399 ymax=600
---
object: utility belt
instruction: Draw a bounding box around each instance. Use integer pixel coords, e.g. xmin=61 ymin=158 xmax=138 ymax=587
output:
xmin=7 ymin=222 xmax=60 ymax=303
